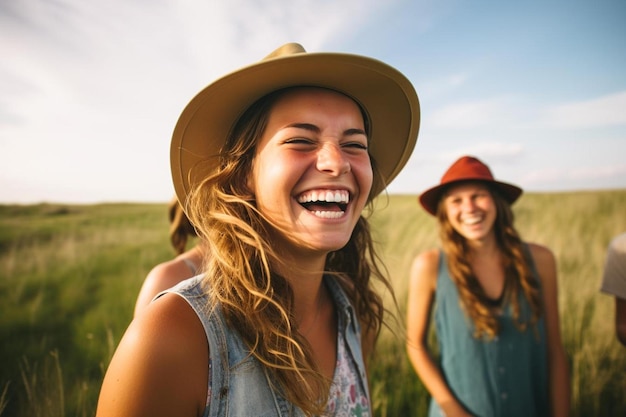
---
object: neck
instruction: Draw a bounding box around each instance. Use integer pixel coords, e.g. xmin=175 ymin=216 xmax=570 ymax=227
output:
xmin=273 ymin=247 xmax=327 ymax=282
xmin=466 ymin=233 xmax=499 ymax=256
xmin=273 ymin=251 xmax=328 ymax=325
xmin=295 ymin=279 xmax=328 ymax=334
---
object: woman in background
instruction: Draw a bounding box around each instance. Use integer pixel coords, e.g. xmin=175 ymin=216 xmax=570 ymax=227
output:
xmin=134 ymin=197 xmax=204 ymax=317
xmin=406 ymin=156 xmax=570 ymax=417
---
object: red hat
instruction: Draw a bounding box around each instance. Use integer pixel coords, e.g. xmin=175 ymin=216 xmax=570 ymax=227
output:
xmin=419 ymin=156 xmax=523 ymax=216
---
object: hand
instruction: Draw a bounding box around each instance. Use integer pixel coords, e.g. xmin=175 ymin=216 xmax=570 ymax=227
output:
xmin=439 ymin=400 xmax=474 ymax=417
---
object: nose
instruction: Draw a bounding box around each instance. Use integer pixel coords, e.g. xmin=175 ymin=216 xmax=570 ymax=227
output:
xmin=316 ymin=142 xmax=350 ymax=176
xmin=461 ymin=197 xmax=478 ymax=212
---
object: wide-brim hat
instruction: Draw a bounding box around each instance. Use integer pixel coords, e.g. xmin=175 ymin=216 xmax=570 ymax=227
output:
xmin=171 ymin=43 xmax=420 ymax=206
xmin=419 ymin=156 xmax=523 ymax=216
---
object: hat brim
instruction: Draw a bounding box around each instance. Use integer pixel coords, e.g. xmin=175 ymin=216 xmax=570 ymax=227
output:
xmin=171 ymin=51 xmax=420 ymax=205
xmin=419 ymin=179 xmax=523 ymax=216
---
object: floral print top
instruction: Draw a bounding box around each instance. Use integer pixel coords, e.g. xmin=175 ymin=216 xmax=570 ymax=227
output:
xmin=325 ymin=329 xmax=370 ymax=416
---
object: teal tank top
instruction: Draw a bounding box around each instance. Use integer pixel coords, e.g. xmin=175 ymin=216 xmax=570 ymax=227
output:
xmin=429 ymin=249 xmax=549 ymax=417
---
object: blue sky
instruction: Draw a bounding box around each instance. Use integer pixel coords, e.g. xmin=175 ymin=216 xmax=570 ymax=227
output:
xmin=1 ymin=0 xmax=625 ymax=204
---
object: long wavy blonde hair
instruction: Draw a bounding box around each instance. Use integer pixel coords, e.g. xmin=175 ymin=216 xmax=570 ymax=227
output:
xmin=436 ymin=184 xmax=543 ymax=340
xmin=186 ymin=88 xmax=392 ymax=415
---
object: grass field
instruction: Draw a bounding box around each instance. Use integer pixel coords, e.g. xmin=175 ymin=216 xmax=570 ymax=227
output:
xmin=1 ymin=189 xmax=625 ymax=416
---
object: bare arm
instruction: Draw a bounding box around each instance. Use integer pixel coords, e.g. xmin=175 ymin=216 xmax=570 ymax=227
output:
xmin=97 ymin=293 xmax=209 ymax=417
xmin=529 ymin=243 xmax=571 ymax=417
xmin=406 ymin=249 xmax=472 ymax=417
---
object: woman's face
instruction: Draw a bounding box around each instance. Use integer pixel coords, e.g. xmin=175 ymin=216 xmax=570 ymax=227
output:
xmin=248 ymin=87 xmax=373 ymax=257
xmin=442 ymin=181 xmax=497 ymax=242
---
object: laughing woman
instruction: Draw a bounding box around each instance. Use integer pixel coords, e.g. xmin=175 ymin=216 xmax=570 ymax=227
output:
xmin=96 ymin=43 xmax=420 ymax=417
xmin=406 ymin=156 xmax=570 ymax=417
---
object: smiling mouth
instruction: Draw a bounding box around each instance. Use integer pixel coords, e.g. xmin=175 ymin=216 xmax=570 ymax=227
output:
xmin=462 ymin=214 xmax=483 ymax=225
xmin=297 ymin=189 xmax=349 ymax=218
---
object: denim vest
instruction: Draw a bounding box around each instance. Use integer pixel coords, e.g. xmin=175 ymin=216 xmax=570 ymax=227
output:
xmin=166 ymin=275 xmax=370 ymax=417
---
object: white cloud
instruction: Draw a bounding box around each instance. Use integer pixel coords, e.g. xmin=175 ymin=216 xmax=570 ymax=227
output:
xmin=441 ymin=141 xmax=524 ymax=160
xmin=0 ymin=0 xmax=400 ymax=203
xmin=542 ymin=91 xmax=626 ymax=129
xmin=568 ymin=164 xmax=626 ymax=180
xmin=1 ymin=0 xmax=625 ymax=202
xmin=521 ymin=163 xmax=626 ymax=189
xmin=428 ymin=97 xmax=519 ymax=129
xmin=427 ymin=90 xmax=626 ymax=134
xmin=419 ymin=72 xmax=469 ymax=98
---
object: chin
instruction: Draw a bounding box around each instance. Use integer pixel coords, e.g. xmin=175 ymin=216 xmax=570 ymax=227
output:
xmin=310 ymin=238 xmax=351 ymax=253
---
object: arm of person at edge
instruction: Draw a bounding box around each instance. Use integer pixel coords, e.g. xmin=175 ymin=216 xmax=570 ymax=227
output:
xmin=616 ymin=297 xmax=626 ymax=346
xmin=406 ymin=249 xmax=473 ymax=417
xmin=96 ymin=292 xmax=209 ymax=417
xmin=529 ymin=243 xmax=571 ymax=417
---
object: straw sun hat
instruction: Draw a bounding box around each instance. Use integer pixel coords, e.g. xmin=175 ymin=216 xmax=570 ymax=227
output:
xmin=170 ymin=43 xmax=420 ymax=205
xmin=419 ymin=156 xmax=523 ymax=216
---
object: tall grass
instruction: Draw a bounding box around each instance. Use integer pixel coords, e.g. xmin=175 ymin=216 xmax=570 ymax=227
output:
xmin=0 ymin=203 xmax=170 ymax=417
xmin=0 ymin=190 xmax=624 ymax=416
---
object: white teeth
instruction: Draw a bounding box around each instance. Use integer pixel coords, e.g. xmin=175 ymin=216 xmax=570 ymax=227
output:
xmin=312 ymin=210 xmax=344 ymax=219
xmin=297 ymin=189 xmax=349 ymax=204
xmin=297 ymin=189 xmax=349 ymax=219
xmin=462 ymin=215 xmax=482 ymax=225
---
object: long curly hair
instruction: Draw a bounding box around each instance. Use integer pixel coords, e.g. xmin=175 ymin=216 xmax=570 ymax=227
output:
xmin=185 ymin=88 xmax=391 ymax=415
xmin=436 ymin=184 xmax=543 ymax=339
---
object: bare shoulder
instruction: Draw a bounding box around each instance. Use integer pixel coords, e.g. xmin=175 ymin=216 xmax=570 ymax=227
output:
xmin=526 ymin=242 xmax=556 ymax=266
xmin=147 ymin=258 xmax=195 ymax=288
xmin=141 ymin=292 xmax=208 ymax=348
xmin=526 ymin=242 xmax=557 ymax=287
xmin=409 ymin=248 xmax=440 ymax=292
xmin=412 ymin=248 xmax=440 ymax=271
xmin=134 ymin=259 xmax=195 ymax=316
xmin=608 ymin=233 xmax=626 ymax=256
xmin=97 ymin=293 xmax=208 ymax=416
xmin=143 ymin=293 xmax=210 ymax=376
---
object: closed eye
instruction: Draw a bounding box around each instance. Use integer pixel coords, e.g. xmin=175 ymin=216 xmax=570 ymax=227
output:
xmin=285 ymin=137 xmax=313 ymax=144
xmin=342 ymin=141 xmax=368 ymax=150
xmin=284 ymin=137 xmax=316 ymax=147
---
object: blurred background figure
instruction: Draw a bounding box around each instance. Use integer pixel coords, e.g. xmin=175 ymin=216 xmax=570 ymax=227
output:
xmin=406 ymin=156 xmax=570 ymax=417
xmin=134 ymin=197 xmax=203 ymax=316
xmin=600 ymin=232 xmax=626 ymax=346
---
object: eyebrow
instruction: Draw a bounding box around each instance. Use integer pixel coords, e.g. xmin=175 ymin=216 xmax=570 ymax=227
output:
xmin=286 ymin=122 xmax=366 ymax=136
